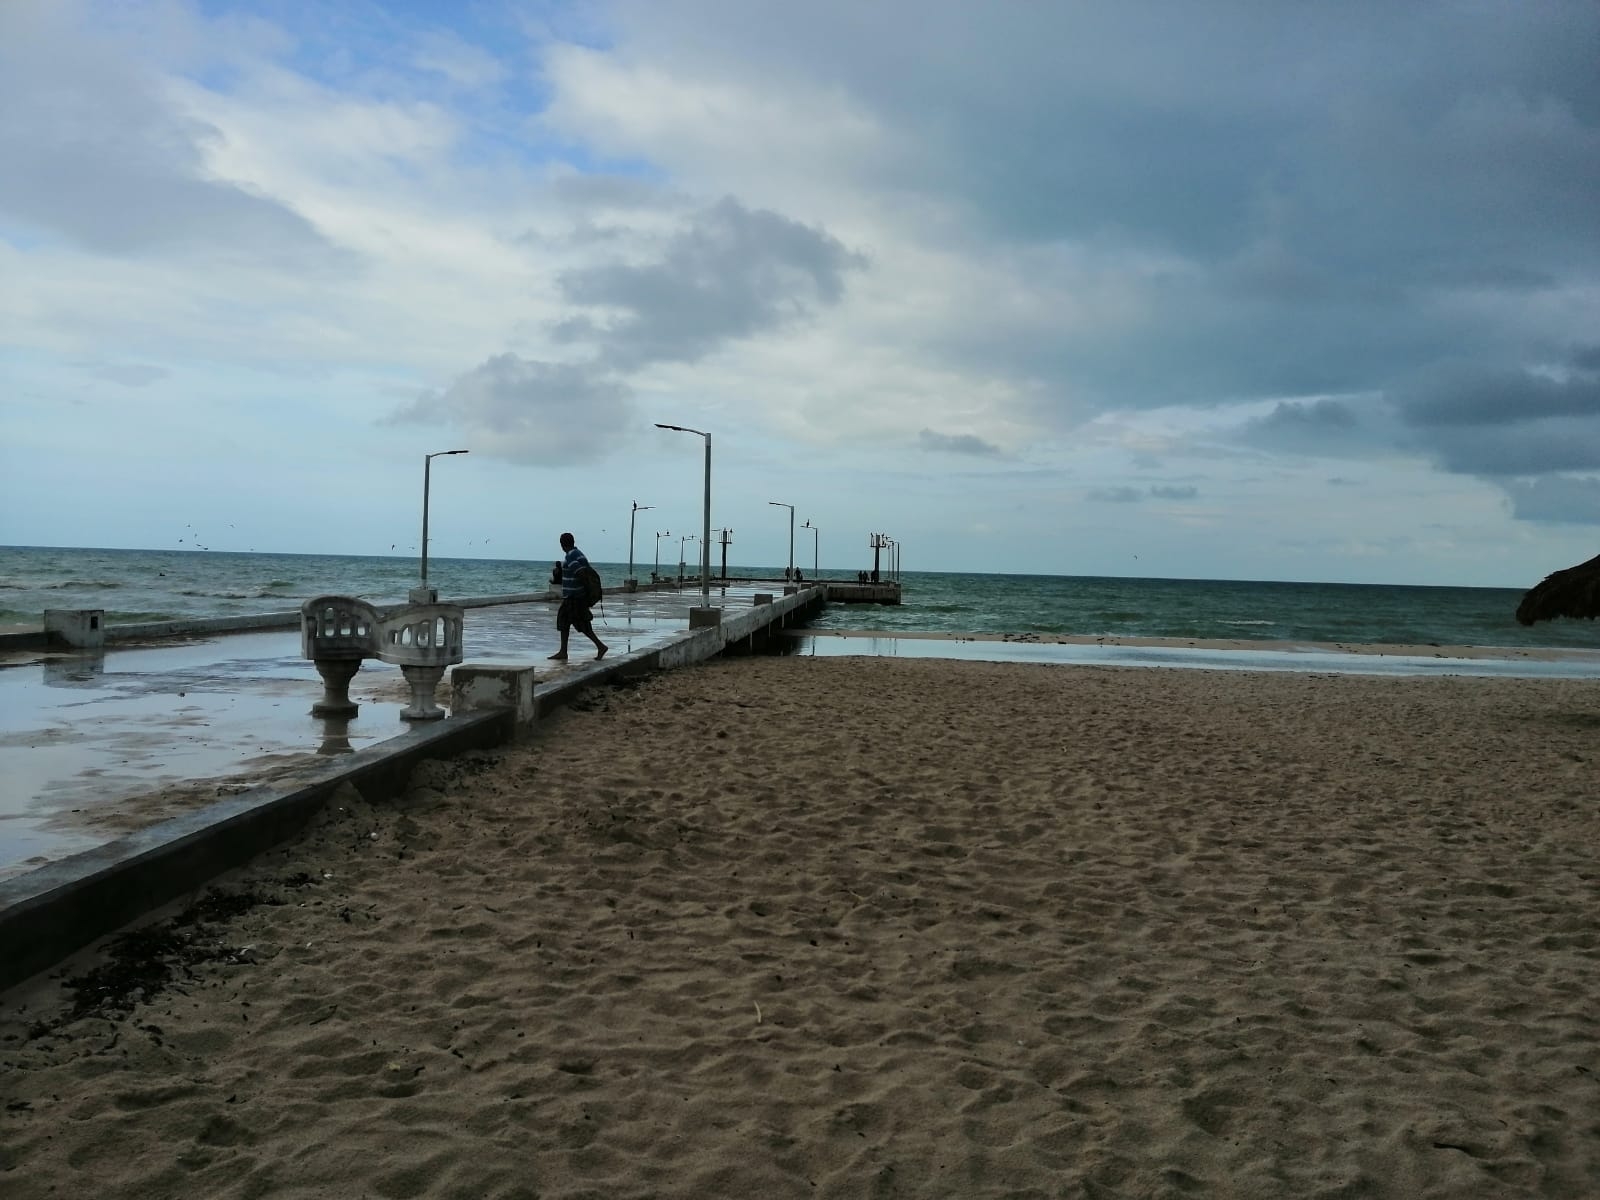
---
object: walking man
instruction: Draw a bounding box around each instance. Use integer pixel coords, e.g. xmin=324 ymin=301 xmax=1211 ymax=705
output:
xmin=549 ymin=532 xmax=607 ymax=661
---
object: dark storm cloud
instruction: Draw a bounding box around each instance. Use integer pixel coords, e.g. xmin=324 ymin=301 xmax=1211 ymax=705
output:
xmin=917 ymin=429 xmax=1003 ymax=457
xmin=1237 ymin=396 xmax=1391 ymax=458
xmin=1396 ymin=366 xmax=1600 ymax=428
xmin=553 ymin=197 xmax=865 ymax=368
xmin=605 ymin=2 xmax=1600 ymax=516
xmin=402 ymin=199 xmax=859 ymax=461
xmin=1387 ymin=356 xmax=1600 ymax=487
xmin=0 ymin=3 xmax=336 ymax=260
xmin=1503 ymin=476 xmax=1600 ymax=525
xmin=1418 ymin=423 xmax=1600 ymax=478
xmin=390 ymin=355 xmax=631 ymax=465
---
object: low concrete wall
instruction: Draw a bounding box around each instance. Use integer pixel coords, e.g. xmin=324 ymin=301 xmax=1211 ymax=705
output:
xmin=823 ymin=582 xmax=902 ymax=604
xmin=0 ymin=592 xmax=556 ymax=651
xmin=0 ymin=710 xmax=510 ymax=993
xmin=0 ymin=586 xmax=825 ymax=992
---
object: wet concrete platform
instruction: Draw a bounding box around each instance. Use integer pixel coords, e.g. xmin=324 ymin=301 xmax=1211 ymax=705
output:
xmin=0 ymin=587 xmax=767 ymax=879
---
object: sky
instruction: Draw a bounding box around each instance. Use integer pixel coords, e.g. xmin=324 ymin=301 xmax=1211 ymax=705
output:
xmin=3 ymin=0 xmax=1599 ymax=586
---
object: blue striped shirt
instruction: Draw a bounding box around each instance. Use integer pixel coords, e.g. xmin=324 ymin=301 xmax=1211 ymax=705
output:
xmin=561 ymin=546 xmax=589 ymax=598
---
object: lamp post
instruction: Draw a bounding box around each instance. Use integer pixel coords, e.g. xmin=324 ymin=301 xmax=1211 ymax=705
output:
xmin=654 ymin=529 xmax=670 ymax=579
xmin=768 ymin=500 xmax=794 ymax=581
xmin=627 ymin=501 xmax=654 ymax=586
xmin=419 ymin=449 xmax=469 ymax=599
xmin=655 ymin=423 xmax=711 ymax=604
xmin=678 ymin=534 xmax=698 ymax=584
xmin=718 ymin=528 xmax=733 ymax=581
xmin=869 ymin=531 xmax=888 ymax=582
xmin=802 ymin=519 xmax=818 ymax=579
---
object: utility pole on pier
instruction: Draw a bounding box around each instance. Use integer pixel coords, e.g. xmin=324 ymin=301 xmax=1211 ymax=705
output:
xmin=869 ymin=532 xmax=889 ymax=583
xmin=717 ymin=528 xmax=733 ymax=581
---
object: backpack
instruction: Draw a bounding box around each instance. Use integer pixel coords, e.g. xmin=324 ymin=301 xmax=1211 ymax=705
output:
xmin=575 ymin=563 xmax=603 ymax=606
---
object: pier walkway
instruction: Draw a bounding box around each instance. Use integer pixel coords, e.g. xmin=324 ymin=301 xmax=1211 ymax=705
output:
xmin=0 ymin=584 xmax=824 ymax=987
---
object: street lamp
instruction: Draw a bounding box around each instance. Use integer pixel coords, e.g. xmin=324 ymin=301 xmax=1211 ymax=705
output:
xmin=627 ymin=501 xmax=654 ymax=586
xmin=801 ymin=519 xmax=818 ymax=579
xmin=678 ymin=534 xmax=698 ymax=584
xmin=655 ymin=423 xmax=711 ymax=604
xmin=654 ymin=529 xmax=670 ymax=579
xmin=420 ymin=449 xmax=469 ymax=594
xmin=768 ymin=500 xmax=794 ymax=581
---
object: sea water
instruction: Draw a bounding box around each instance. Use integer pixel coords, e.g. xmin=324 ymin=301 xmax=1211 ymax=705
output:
xmin=3 ymin=545 xmax=1595 ymax=651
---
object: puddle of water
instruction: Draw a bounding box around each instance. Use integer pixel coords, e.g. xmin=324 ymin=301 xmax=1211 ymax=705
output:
xmin=0 ymin=589 xmax=772 ymax=877
xmin=782 ymin=633 xmax=1600 ymax=678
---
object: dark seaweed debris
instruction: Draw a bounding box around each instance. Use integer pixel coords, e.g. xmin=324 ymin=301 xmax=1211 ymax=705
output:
xmin=30 ymin=881 xmax=304 ymax=1037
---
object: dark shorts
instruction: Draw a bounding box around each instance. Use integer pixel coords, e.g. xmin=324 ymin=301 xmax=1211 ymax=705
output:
xmin=557 ymin=594 xmax=593 ymax=635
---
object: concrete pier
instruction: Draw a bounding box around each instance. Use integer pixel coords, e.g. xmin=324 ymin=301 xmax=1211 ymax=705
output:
xmin=0 ymin=585 xmax=824 ymax=990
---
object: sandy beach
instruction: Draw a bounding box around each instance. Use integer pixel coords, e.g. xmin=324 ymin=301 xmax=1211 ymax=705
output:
xmin=3 ymin=656 xmax=1598 ymax=1198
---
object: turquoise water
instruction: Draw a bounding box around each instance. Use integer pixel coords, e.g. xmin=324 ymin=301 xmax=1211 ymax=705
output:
xmin=3 ymin=545 xmax=1595 ymax=650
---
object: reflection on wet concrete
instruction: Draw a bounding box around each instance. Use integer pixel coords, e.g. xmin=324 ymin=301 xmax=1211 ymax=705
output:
xmin=41 ymin=652 xmax=106 ymax=687
xmin=0 ymin=588 xmax=767 ymax=879
xmin=317 ymin=717 xmax=355 ymax=757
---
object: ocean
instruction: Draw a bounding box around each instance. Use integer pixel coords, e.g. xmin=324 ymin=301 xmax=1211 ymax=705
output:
xmin=4 ymin=544 xmax=1595 ymax=651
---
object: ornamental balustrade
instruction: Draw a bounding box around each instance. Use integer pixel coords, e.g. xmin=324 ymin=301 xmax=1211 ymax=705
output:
xmin=300 ymin=594 xmax=464 ymax=721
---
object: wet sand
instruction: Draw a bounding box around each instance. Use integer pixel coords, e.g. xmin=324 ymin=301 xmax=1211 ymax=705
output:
xmin=3 ymin=656 xmax=1599 ymax=1198
xmin=818 ymin=626 xmax=1600 ymax=661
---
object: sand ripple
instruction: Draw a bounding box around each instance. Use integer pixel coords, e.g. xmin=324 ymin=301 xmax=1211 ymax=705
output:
xmin=3 ymin=658 xmax=1598 ymax=1197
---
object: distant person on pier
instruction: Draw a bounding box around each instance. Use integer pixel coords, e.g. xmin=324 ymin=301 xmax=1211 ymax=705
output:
xmin=550 ymin=532 xmax=607 ymax=662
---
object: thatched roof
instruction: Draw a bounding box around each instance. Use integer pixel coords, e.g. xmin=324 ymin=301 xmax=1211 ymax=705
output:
xmin=1515 ymin=552 xmax=1600 ymax=625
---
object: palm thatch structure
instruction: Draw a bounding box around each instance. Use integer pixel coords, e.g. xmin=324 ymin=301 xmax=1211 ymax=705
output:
xmin=1516 ymin=552 xmax=1600 ymax=626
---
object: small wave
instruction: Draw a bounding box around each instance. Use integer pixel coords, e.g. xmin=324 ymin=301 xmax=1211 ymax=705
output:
xmin=1220 ymin=619 xmax=1275 ymax=627
xmin=178 ymin=589 xmax=253 ymax=599
xmin=48 ymin=579 xmax=124 ymax=590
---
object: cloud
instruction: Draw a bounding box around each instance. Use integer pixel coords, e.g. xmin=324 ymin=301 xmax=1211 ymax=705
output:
xmin=1388 ymin=358 xmax=1600 ymax=482
xmin=553 ymin=196 xmax=865 ymax=368
xmin=86 ymin=363 xmax=170 ymax=388
xmin=917 ymin=429 xmax=1003 ymax=457
xmin=410 ymin=30 xmax=507 ymax=90
xmin=1503 ymin=476 xmax=1600 ymax=524
xmin=1087 ymin=484 xmax=1199 ymax=503
xmin=0 ymin=1 xmax=334 ymax=261
xmin=1396 ymin=363 xmax=1600 ymax=429
xmin=389 ymin=355 xmax=632 ymax=465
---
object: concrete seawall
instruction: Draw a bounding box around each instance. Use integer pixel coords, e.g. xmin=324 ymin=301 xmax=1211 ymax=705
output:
xmin=0 ymin=592 xmax=555 ymax=651
xmin=0 ymin=587 xmax=823 ymax=991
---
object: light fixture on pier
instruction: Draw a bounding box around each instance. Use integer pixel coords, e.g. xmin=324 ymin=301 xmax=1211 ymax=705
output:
xmin=420 ymin=449 xmax=469 ymax=599
xmin=654 ymin=424 xmax=711 ymax=604
xmin=768 ymin=500 xmax=794 ymax=581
